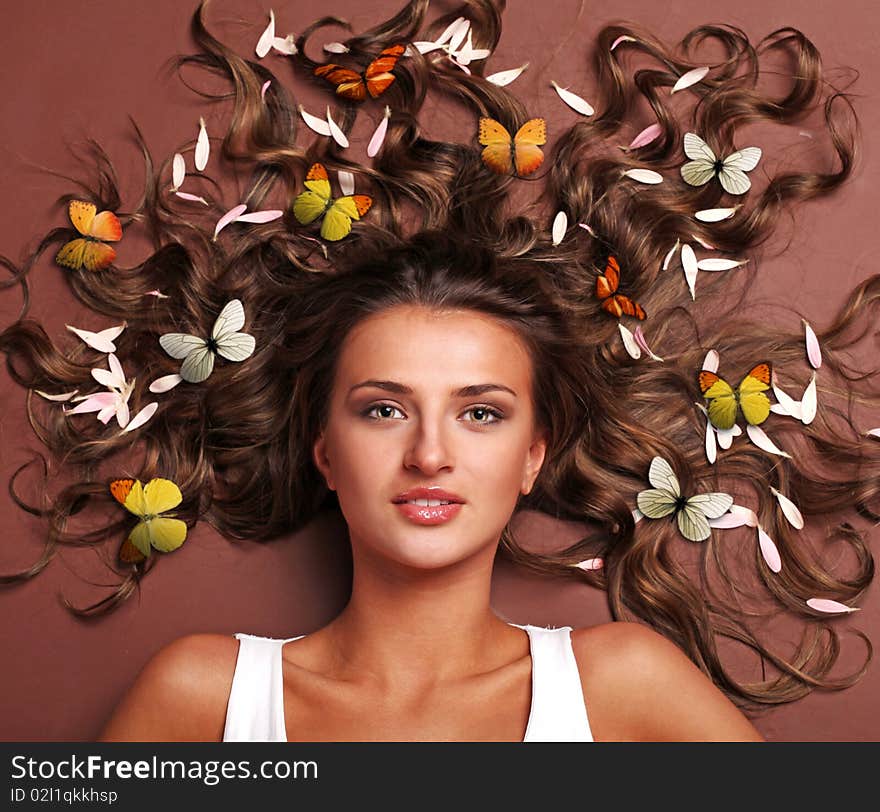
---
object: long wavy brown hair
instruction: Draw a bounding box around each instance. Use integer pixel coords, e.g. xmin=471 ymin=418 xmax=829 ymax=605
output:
xmin=1 ymin=0 xmax=877 ymax=713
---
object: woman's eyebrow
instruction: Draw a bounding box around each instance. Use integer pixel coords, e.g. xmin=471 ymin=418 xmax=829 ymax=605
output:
xmin=348 ymin=380 xmax=517 ymax=398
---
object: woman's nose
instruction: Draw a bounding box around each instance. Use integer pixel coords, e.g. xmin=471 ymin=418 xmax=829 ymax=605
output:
xmin=402 ymin=418 xmax=453 ymax=474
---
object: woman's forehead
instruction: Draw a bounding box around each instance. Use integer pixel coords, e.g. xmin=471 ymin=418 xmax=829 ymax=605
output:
xmin=336 ymin=306 xmax=533 ymax=390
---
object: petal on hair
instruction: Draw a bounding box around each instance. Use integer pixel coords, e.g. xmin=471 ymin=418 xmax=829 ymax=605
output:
xmin=67 ymin=322 xmax=126 ymax=353
xmin=696 ymin=257 xmax=748 ymax=271
xmin=551 ymin=81 xmax=594 ymax=116
xmin=213 ymin=204 xmax=248 ymax=241
xmin=575 ymin=557 xmax=604 ymax=571
xmin=800 ymin=372 xmax=817 ymax=425
xmin=623 ymin=168 xmax=663 ymax=184
xmin=803 ymin=319 xmax=822 ymax=369
xmin=298 ymin=105 xmax=332 ymax=137
xmin=671 ymin=65 xmax=709 ymax=94
xmin=486 ymin=63 xmax=528 ymax=86
xmin=681 ymin=243 xmax=698 ymax=300
xmin=771 ymin=372 xmax=803 ymax=420
xmin=705 ymin=414 xmax=717 ymax=464
xmin=412 ymin=40 xmax=446 ymax=54
xmin=447 ymin=18 xmax=470 ymax=53
xmin=145 ymin=290 xmax=170 ymax=299
xmin=806 ymin=598 xmax=860 ymax=614
xmin=323 ymin=41 xmax=350 ymax=54
xmin=149 ymin=374 xmax=183 ymax=393
xmin=731 ymin=504 xmax=759 ymax=527
xmin=758 ymin=526 xmax=782 ymax=572
xmin=578 ymin=222 xmax=597 ymax=237
xmin=122 ymin=402 xmax=158 ymax=434
xmin=234 ymin=209 xmax=284 ymax=224
xmin=618 ymin=323 xmax=641 ymax=360
xmin=708 ymin=505 xmax=757 ymax=529
xmin=690 ymin=234 xmax=715 ymax=250
xmin=195 ymin=117 xmax=210 ymax=172
xmin=454 ymin=30 xmax=476 ymax=65
xmin=171 ymin=153 xmax=185 ymax=191
xmin=702 ymin=349 xmax=720 ymax=373
xmin=261 ymin=80 xmax=271 ymax=100
xmin=868 ymin=428 xmax=880 ymax=438
xmin=326 ymin=106 xmax=349 ymax=148
xmin=662 ymin=239 xmax=680 ymax=271
xmin=715 ymin=424 xmax=740 ymax=450
xmin=35 ymin=389 xmax=80 ymax=402
xmin=628 ymin=123 xmax=662 ymax=150
xmin=611 ymin=35 xmax=637 ymax=50
xmin=255 ymin=9 xmax=275 ymax=58
xmin=65 ymin=392 xmax=117 ymax=415
xmin=551 ymin=210 xmax=568 ymax=246
xmin=633 ymin=326 xmax=663 ymax=361
xmin=770 ymin=486 xmax=804 ymax=530
xmin=174 ymin=192 xmax=210 ymax=206
xmin=695 ymin=205 xmax=740 ymax=222
xmin=367 ymin=106 xmax=391 ymax=158
xmin=272 ymin=35 xmax=297 ymax=55
xmin=435 ymin=16 xmax=467 ymax=47
xmin=746 ymin=424 xmax=791 ymax=458
xmin=446 ymin=55 xmax=471 ymax=74
xmin=337 ymin=170 xmax=356 ymax=197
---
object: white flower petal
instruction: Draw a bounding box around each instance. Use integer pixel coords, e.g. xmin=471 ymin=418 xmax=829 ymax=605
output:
xmin=171 ymin=153 xmax=186 ymax=191
xmin=681 ymin=243 xmax=698 ymax=300
xmin=618 ymin=323 xmax=641 ymax=359
xmin=671 ymin=65 xmax=709 ymax=94
xmin=35 ymin=389 xmax=79 ymax=402
xmin=195 ymin=117 xmax=210 ymax=171
xmin=551 ymin=81 xmax=594 ymax=116
xmin=121 ymin=402 xmax=158 ymax=434
xmin=298 ymin=105 xmax=332 ymax=136
xmin=705 ymin=414 xmax=717 ymax=464
xmin=803 ymin=319 xmax=822 ymax=369
xmin=702 ymin=349 xmax=720 ymax=373
xmin=486 ymin=63 xmax=528 ymax=87
xmin=447 ymin=18 xmax=470 ymax=53
xmin=715 ymin=425 xmax=739 ymax=450
xmin=149 ymin=374 xmax=183 ymax=393
xmin=337 ymin=170 xmax=356 ymax=197
xmin=326 ymin=106 xmax=349 ymax=148
xmin=662 ymin=239 xmax=680 ymax=271
xmin=770 ymin=486 xmax=804 ymax=530
xmin=610 ymin=35 xmax=636 ymax=51
xmin=256 ymin=9 xmax=276 ymax=58
xmin=271 ymin=34 xmax=297 ymax=55
xmin=696 ymin=258 xmax=747 ymax=271
xmin=690 ymin=234 xmax=716 ymax=250
xmin=323 ymin=41 xmax=350 ymax=54
xmin=746 ymin=424 xmax=791 ymax=458
xmin=694 ymin=205 xmax=740 ymax=222
xmin=623 ymin=168 xmax=663 ymax=184
xmin=800 ymin=372 xmax=817 ymax=425
xmin=574 ymin=557 xmax=604 ymax=571
xmin=551 ymin=210 xmax=567 ymax=246
xmin=771 ymin=373 xmax=803 ymax=420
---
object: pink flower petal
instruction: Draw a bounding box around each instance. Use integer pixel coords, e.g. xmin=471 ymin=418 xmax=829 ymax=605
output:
xmin=122 ymin=402 xmax=158 ymax=433
xmin=261 ymin=80 xmax=271 ymax=100
xmin=234 ymin=209 xmax=284 ymax=224
xmin=116 ymin=398 xmax=131 ymax=428
xmin=633 ymin=325 xmax=663 ymax=361
xmin=174 ymin=191 xmax=210 ymax=206
xmin=708 ymin=505 xmax=757 ymax=529
xmin=578 ymin=223 xmax=596 ymax=237
xmin=690 ymin=234 xmax=715 ymax=250
xmin=145 ymin=290 xmax=170 ymax=299
xmin=746 ymin=424 xmax=792 ymax=458
xmin=575 ymin=557 xmax=604 ymax=571
xmin=149 ymin=374 xmax=183 ymax=393
xmin=610 ymin=35 xmax=636 ymax=50
xmin=65 ymin=392 xmax=117 ymax=415
xmin=758 ymin=526 xmax=782 ymax=572
xmin=446 ymin=55 xmax=471 ymax=74
xmin=671 ymin=65 xmax=709 ymax=94
xmin=868 ymin=428 xmax=880 ymax=438
xmin=803 ymin=319 xmax=822 ymax=369
xmin=213 ymin=204 xmax=248 ymax=241
xmin=108 ymin=352 xmax=125 ymax=383
xmin=628 ymin=123 xmax=662 ymax=150
xmin=806 ymin=598 xmax=860 ymax=614
xmin=367 ymin=106 xmax=391 ymax=158
xmin=66 ymin=323 xmax=126 ymax=353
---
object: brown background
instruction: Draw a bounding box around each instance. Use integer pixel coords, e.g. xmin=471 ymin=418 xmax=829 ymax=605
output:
xmin=0 ymin=0 xmax=877 ymax=741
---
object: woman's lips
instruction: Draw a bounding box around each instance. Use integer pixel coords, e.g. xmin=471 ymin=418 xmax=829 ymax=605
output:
xmin=394 ymin=501 xmax=463 ymax=525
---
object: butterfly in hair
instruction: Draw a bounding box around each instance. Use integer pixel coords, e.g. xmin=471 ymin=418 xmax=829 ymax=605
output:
xmin=698 ymin=362 xmax=771 ymax=430
xmin=478 ymin=117 xmax=546 ymax=177
xmin=293 ymin=162 xmax=373 ymax=242
xmin=314 ymin=44 xmax=406 ymax=101
xmin=109 ymin=478 xmax=187 ymax=559
xmin=680 ymin=132 xmax=762 ymax=196
xmin=595 ymin=256 xmax=646 ymax=319
xmin=55 ymin=200 xmax=123 ymax=271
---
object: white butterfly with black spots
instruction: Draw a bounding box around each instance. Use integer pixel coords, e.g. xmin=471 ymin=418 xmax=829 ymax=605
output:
xmin=636 ymin=455 xmax=733 ymax=542
xmin=680 ymin=132 xmax=762 ymax=195
xmin=159 ymin=299 xmax=256 ymax=383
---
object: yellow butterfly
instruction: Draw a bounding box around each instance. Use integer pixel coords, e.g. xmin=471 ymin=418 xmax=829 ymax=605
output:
xmin=292 ymin=163 xmax=372 ymax=241
xmin=698 ymin=363 xmax=771 ymax=430
xmin=55 ymin=200 xmax=123 ymax=271
xmin=110 ymin=478 xmax=187 ymax=559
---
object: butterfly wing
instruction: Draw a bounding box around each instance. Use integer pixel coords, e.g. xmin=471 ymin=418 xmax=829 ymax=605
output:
xmin=717 ymin=167 xmax=751 ymax=195
xmin=737 ymin=363 xmax=771 ymax=425
xmin=109 ymin=478 xmax=136 ymax=507
xmin=87 ymin=210 xmax=123 ymax=242
xmin=179 ymin=344 xmax=215 ymax=383
xmin=683 ymin=132 xmax=716 ymax=163
xmin=647 ymin=456 xmax=680 ymax=497
xmin=596 ymin=256 xmax=620 ymax=300
xmin=81 ymin=242 xmax=117 ymax=272
xmin=676 ymin=502 xmax=711 ymax=542
xmin=144 ymin=517 xmax=188 ymax=553
xmin=478 ymin=117 xmax=514 ymax=176
xmin=294 ymin=164 xmax=332 ymax=225
xmin=512 ymin=118 xmax=546 ymax=177
xmin=212 ymin=299 xmax=246 ymax=339
xmin=67 ymin=200 xmax=97 ymax=236
xmin=119 ymin=538 xmax=146 ymax=564
xmin=686 ymin=492 xmax=734 ymax=520
xmin=215 ymin=333 xmax=256 ymax=362
xmin=699 ymin=371 xmax=738 ymax=430
xmin=320 ymin=195 xmax=373 ymax=241
xmin=681 ymin=159 xmax=717 ymax=187
xmin=723 ymin=146 xmax=762 ymax=172
xmin=120 ymin=479 xmax=147 ymax=518
xmin=314 ymin=64 xmax=366 ymax=101
xmin=609 ymin=295 xmax=647 ymax=320
xmin=55 ymin=238 xmax=89 ymax=270
xmin=159 ymin=333 xmax=207 ymax=360
xmin=637 ymin=488 xmax=678 ymax=518
xmin=142 ymin=477 xmax=183 ymax=514
xmin=365 ymin=44 xmax=404 ymax=98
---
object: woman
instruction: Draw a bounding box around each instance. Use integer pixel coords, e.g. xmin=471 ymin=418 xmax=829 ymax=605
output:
xmin=97 ymin=233 xmax=763 ymax=740
xmin=1 ymin=0 xmax=875 ymax=740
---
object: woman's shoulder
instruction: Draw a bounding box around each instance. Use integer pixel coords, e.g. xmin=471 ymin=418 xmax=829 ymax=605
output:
xmin=98 ymin=633 xmax=240 ymax=742
xmin=569 ymin=622 xmax=764 ymax=741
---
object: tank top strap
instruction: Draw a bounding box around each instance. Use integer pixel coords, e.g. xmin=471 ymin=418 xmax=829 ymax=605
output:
xmin=510 ymin=623 xmax=594 ymax=742
xmin=222 ymin=632 xmax=303 ymax=742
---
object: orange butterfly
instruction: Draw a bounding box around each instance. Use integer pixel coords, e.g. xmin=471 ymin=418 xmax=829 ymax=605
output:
xmin=314 ymin=44 xmax=405 ymax=101
xmin=55 ymin=200 xmax=122 ymax=271
xmin=595 ymin=256 xmax=646 ymax=319
xmin=478 ymin=117 xmax=546 ymax=177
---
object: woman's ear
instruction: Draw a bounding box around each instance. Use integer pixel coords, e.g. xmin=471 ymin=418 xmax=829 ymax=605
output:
xmin=521 ymin=429 xmax=548 ymax=495
xmin=312 ymin=432 xmax=335 ymax=491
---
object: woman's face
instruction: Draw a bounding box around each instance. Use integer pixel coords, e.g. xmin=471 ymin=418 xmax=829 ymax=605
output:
xmin=312 ymin=304 xmax=548 ymax=571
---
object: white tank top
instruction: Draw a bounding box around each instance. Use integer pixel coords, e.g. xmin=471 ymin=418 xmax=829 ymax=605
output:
xmin=222 ymin=622 xmax=594 ymax=742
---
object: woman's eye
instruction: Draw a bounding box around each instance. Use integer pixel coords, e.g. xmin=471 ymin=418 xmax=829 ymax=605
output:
xmin=364 ymin=403 xmax=405 ymax=420
xmin=462 ymin=406 xmax=503 ymax=424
